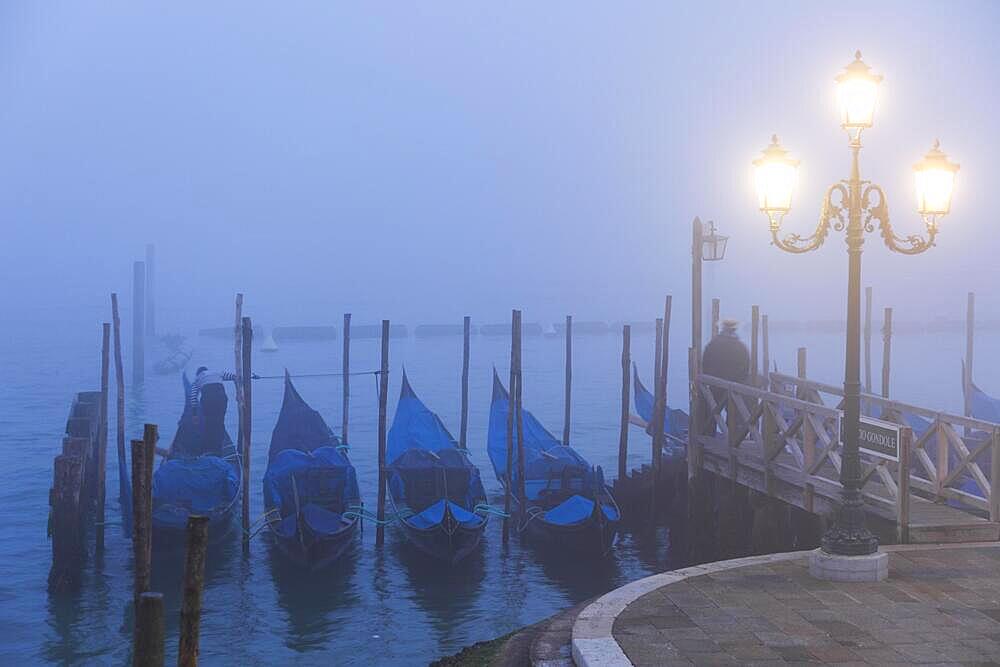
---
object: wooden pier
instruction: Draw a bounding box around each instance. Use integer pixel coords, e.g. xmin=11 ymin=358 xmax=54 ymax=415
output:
xmin=689 ymin=370 xmax=1000 ymax=544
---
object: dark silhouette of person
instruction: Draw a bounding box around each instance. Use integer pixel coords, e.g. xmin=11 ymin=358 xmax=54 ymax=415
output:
xmin=188 ymin=366 xmax=238 ymax=455
xmin=701 ymin=320 xmax=750 ymax=434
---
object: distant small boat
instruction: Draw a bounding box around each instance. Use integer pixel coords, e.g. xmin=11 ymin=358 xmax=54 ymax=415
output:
xmin=387 ymin=372 xmax=489 ymax=563
xmin=543 ymin=324 xmax=559 ymax=339
xmin=261 ymin=329 xmax=279 ymax=353
xmin=154 ymin=346 xmax=193 ymax=375
xmin=263 ymin=372 xmax=360 ymax=569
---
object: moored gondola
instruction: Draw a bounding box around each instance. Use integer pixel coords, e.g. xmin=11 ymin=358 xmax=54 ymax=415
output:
xmin=263 ymin=372 xmax=361 ymax=569
xmin=632 ymin=363 xmax=689 ymax=454
xmin=151 ymin=373 xmax=241 ymax=544
xmin=487 ymin=371 xmax=620 ymax=555
xmin=386 ymin=372 xmax=489 ymax=563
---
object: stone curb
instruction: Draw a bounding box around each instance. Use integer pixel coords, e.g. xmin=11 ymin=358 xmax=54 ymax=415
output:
xmin=569 ymin=542 xmax=1000 ymax=667
xmin=570 ymin=550 xmax=806 ymax=667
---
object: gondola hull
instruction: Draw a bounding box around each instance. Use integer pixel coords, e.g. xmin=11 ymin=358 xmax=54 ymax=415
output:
xmin=396 ymin=518 xmax=485 ymax=564
xmin=268 ymin=518 xmax=359 ymax=570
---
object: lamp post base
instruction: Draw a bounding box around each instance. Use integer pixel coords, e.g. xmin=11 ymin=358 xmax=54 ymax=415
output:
xmin=809 ymin=548 xmax=888 ymax=582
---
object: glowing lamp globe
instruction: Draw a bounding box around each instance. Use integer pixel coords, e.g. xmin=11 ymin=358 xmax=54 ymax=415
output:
xmin=835 ymin=51 xmax=882 ymax=129
xmin=753 ymin=135 xmax=800 ymax=225
xmin=914 ymin=140 xmax=959 ymax=220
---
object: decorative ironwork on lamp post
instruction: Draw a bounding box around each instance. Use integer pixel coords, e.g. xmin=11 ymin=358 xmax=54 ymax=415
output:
xmin=751 ymin=51 xmax=960 ymax=557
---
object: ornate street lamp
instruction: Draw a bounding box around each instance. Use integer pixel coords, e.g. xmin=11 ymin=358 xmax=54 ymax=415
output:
xmin=752 ymin=52 xmax=959 ymax=560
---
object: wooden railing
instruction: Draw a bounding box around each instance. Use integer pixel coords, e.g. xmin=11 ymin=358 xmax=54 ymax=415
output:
xmin=768 ymin=372 xmax=1000 ymax=521
xmin=692 ymin=373 xmax=961 ymax=542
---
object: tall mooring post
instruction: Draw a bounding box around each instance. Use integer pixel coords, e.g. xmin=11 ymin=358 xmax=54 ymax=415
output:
xmin=343 ymin=313 xmax=351 ymax=444
xmin=618 ymin=324 xmax=631 ymax=482
xmin=514 ymin=310 xmax=526 ymax=523
xmin=460 ymin=316 xmax=470 ymax=450
xmin=240 ymin=317 xmax=253 ymax=553
xmin=132 ymin=261 xmax=145 ymax=385
xmin=563 ymin=314 xmax=572 ymax=446
xmin=881 ymin=307 xmax=893 ymax=399
xmin=690 ymin=217 xmax=705 ymax=483
xmin=503 ymin=310 xmax=517 ymax=543
xmin=145 ymin=244 xmax=156 ymax=337
xmin=375 ymin=320 xmax=390 ymax=548
xmin=178 ymin=515 xmax=209 ymax=667
xmin=965 ymin=292 xmax=975 ymax=420
xmin=97 ymin=323 xmax=110 ymax=553
xmin=111 ymin=293 xmax=130 ymax=531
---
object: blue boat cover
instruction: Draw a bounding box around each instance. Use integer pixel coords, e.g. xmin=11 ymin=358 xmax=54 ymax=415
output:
xmin=487 ymin=372 xmax=592 ymax=491
xmin=268 ymin=372 xmax=342 ymax=463
xmin=969 ymin=381 xmax=1000 ymax=423
xmin=633 ymin=364 xmax=690 ymax=440
xmin=543 ymin=494 xmax=620 ymax=524
xmin=387 ymin=373 xmax=461 ymax=464
xmin=406 ymin=499 xmax=481 ymax=529
xmin=387 ymin=373 xmax=487 ymax=525
xmin=152 ymin=456 xmax=239 ymax=528
xmin=264 ymin=446 xmax=359 ymax=521
xmin=152 ymin=374 xmax=239 ymax=530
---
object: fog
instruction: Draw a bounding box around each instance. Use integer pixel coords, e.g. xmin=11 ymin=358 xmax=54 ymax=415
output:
xmin=1 ymin=1 xmax=997 ymax=332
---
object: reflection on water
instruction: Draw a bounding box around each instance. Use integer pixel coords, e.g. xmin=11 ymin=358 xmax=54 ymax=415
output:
xmin=7 ymin=320 xmax=993 ymax=665
xmin=268 ymin=539 xmax=360 ymax=652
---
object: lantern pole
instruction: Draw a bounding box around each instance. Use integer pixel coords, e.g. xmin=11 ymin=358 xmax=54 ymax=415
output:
xmin=753 ymin=52 xmax=956 ymax=566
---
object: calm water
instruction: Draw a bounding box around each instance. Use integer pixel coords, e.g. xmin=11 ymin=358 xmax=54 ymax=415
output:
xmin=1 ymin=311 xmax=994 ymax=665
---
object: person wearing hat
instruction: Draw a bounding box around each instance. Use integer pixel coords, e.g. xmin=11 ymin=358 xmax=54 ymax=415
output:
xmin=188 ymin=366 xmax=257 ymax=455
xmin=701 ymin=320 xmax=750 ymax=434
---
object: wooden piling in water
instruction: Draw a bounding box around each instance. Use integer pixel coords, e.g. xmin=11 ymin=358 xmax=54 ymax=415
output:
xmin=97 ymin=322 xmax=110 ymax=553
xmin=233 ymin=294 xmax=244 ymax=449
xmin=761 ymin=314 xmax=770 ymax=387
xmin=796 ymin=348 xmax=807 ymax=399
xmin=48 ymin=453 xmax=84 ymax=591
xmin=134 ymin=591 xmax=165 ymax=667
xmin=563 ymin=315 xmax=572 ymax=446
xmin=132 ymin=425 xmax=157 ymax=609
xmin=343 ymin=313 xmax=351 ymax=444
xmin=882 ymin=307 xmax=893 ymax=399
xmin=653 ymin=318 xmax=663 ymax=394
xmin=375 ymin=320 xmax=389 ymax=547
xmin=132 ymin=261 xmax=145 ymax=385
xmin=864 ymin=286 xmax=873 ymax=393
xmin=178 ymin=515 xmax=209 ymax=667
xmin=750 ymin=305 xmax=759 ymax=385
xmin=145 ymin=244 xmax=156 ymax=337
xmin=650 ymin=297 xmax=671 ymax=519
xmin=240 ymin=317 xmax=253 ymax=552
xmin=618 ymin=325 xmax=631 ymax=482
xmin=503 ymin=310 xmax=516 ymax=543
xmin=514 ymin=311 xmax=526 ymax=522
xmin=711 ymin=298 xmax=720 ymax=338
xmin=460 ymin=316 xmax=470 ymax=450
xmin=965 ymin=292 xmax=975 ymax=420
xmin=112 ymin=294 xmax=129 ymax=531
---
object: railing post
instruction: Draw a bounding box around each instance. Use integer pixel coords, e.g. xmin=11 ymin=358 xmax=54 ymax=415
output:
xmin=935 ymin=421 xmax=948 ymax=501
xmin=897 ymin=426 xmax=912 ymax=544
xmin=803 ymin=407 xmax=816 ymax=475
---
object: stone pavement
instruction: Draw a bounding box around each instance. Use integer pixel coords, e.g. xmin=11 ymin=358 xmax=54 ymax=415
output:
xmin=576 ymin=544 xmax=1000 ymax=665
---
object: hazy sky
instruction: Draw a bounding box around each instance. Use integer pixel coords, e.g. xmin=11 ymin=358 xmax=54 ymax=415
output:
xmin=1 ymin=1 xmax=997 ymax=331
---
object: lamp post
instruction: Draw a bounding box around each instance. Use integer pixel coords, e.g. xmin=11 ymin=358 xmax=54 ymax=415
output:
xmin=690 ymin=218 xmax=728 ymax=483
xmin=752 ymin=51 xmax=959 ymax=559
